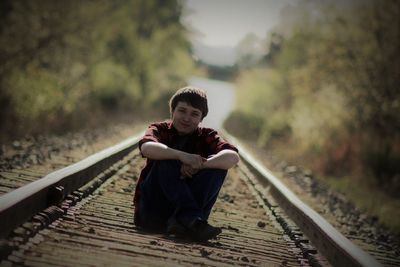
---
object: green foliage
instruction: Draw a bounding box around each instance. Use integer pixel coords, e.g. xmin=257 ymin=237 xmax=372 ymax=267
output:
xmin=234 ymin=68 xmax=291 ymax=146
xmin=315 ymin=1 xmax=400 ymax=136
xmin=226 ymin=0 xmax=400 ymax=233
xmin=229 ymin=0 xmax=400 ymax=193
xmin=6 ymin=69 xmax=64 ymax=120
xmin=90 ymin=61 xmax=141 ymax=110
xmin=363 ymin=140 xmax=400 ymax=193
xmin=223 ymin=111 xmax=263 ymax=140
xmin=0 ymin=0 xmax=195 ymax=140
xmin=289 ymin=86 xmax=349 ymax=150
xmin=235 ymin=69 xmax=287 ymax=115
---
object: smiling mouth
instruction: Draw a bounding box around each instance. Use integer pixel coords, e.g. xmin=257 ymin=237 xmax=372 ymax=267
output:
xmin=180 ymin=122 xmax=190 ymax=127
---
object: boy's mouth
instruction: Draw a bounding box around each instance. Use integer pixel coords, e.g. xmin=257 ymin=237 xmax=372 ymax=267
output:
xmin=180 ymin=122 xmax=190 ymax=128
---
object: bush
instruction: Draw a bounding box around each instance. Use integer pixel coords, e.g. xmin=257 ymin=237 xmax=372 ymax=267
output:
xmin=363 ymin=140 xmax=400 ymax=196
xmin=224 ymin=111 xmax=263 ymax=140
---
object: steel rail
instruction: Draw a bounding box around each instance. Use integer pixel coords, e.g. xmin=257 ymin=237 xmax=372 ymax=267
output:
xmin=0 ymin=132 xmax=143 ymax=239
xmin=221 ymin=130 xmax=382 ymax=267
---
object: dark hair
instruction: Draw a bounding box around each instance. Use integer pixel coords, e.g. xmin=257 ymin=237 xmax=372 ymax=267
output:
xmin=169 ymin=86 xmax=208 ymax=119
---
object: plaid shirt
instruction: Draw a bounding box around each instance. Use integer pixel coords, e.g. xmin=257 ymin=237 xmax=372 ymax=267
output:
xmin=133 ymin=120 xmax=238 ymax=224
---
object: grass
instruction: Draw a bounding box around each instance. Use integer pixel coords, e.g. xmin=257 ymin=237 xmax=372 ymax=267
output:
xmin=321 ymin=175 xmax=400 ymax=234
xmin=274 ymin=138 xmax=400 ymax=235
xmin=233 ymin=133 xmax=400 ymax=235
xmin=273 ymin=139 xmax=400 ymax=235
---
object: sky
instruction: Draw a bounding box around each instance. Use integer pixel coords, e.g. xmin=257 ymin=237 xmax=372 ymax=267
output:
xmin=182 ymin=0 xmax=294 ymax=48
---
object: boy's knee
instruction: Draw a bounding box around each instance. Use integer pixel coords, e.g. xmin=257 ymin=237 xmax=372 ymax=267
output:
xmin=198 ymin=168 xmax=227 ymax=181
xmin=152 ymin=160 xmax=181 ymax=170
xmin=208 ymin=168 xmax=227 ymax=177
xmin=150 ymin=160 xmax=182 ymax=181
xmin=216 ymin=169 xmax=228 ymax=176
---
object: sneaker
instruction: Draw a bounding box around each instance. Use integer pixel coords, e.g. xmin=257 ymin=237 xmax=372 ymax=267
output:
xmin=187 ymin=219 xmax=222 ymax=241
xmin=166 ymin=217 xmax=188 ymax=238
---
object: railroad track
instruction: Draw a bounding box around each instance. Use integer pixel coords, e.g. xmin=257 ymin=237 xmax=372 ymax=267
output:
xmin=0 ymin=131 xmax=387 ymax=266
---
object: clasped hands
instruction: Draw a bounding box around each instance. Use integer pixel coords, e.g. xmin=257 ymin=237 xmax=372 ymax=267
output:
xmin=179 ymin=153 xmax=207 ymax=179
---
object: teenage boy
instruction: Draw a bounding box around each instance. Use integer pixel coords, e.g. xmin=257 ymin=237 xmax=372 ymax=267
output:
xmin=133 ymin=86 xmax=239 ymax=242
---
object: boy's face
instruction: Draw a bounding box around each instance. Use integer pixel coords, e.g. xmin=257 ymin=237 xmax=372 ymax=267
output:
xmin=172 ymin=101 xmax=202 ymax=135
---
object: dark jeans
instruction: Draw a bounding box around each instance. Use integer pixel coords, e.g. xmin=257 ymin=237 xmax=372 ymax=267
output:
xmin=137 ymin=160 xmax=227 ymax=231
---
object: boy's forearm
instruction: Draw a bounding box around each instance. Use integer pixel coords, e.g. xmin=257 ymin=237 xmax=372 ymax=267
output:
xmin=141 ymin=142 xmax=181 ymax=160
xmin=141 ymin=141 xmax=205 ymax=169
xmin=202 ymin=150 xmax=239 ymax=170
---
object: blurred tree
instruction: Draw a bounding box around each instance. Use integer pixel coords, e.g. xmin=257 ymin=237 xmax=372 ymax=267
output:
xmin=0 ymin=0 xmax=195 ymax=140
xmin=322 ymin=0 xmax=400 ymax=137
xmin=235 ymin=33 xmax=266 ymax=69
xmin=322 ymin=0 xmax=400 ymax=188
xmin=261 ymin=32 xmax=283 ymax=66
xmin=227 ymin=0 xmax=400 ymax=192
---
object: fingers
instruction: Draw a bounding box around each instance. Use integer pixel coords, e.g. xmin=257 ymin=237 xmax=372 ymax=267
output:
xmin=190 ymin=155 xmax=204 ymax=169
xmin=181 ymin=153 xmax=206 ymax=169
xmin=180 ymin=164 xmax=199 ymax=179
xmin=180 ymin=165 xmax=190 ymax=178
